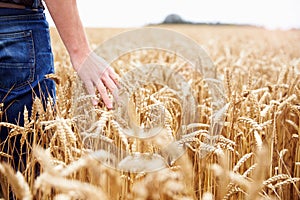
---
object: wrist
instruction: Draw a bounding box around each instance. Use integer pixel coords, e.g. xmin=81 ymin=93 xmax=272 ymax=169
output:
xmin=70 ymin=47 xmax=92 ymax=71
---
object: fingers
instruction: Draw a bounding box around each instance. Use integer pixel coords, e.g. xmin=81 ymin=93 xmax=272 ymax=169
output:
xmin=100 ymin=67 xmax=120 ymax=106
xmin=102 ymin=74 xmax=119 ymax=101
xmin=107 ymin=67 xmax=121 ymax=88
xmin=95 ymin=79 xmax=113 ymax=109
xmin=102 ymin=74 xmax=118 ymax=94
xmin=85 ymin=80 xmax=98 ymax=106
xmin=76 ymin=51 xmax=120 ymax=109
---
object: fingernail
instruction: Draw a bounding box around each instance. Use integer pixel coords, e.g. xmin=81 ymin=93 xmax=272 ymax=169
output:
xmin=92 ymin=99 xmax=98 ymax=106
xmin=108 ymin=103 xmax=113 ymax=109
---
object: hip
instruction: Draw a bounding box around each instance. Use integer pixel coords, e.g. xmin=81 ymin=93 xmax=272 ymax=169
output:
xmin=0 ymin=8 xmax=54 ymax=101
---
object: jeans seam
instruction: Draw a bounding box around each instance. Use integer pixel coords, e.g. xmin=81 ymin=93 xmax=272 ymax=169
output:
xmin=0 ymin=13 xmax=44 ymax=21
xmin=29 ymin=30 xmax=35 ymax=85
xmin=0 ymin=30 xmax=31 ymax=39
xmin=16 ymin=30 xmax=35 ymax=89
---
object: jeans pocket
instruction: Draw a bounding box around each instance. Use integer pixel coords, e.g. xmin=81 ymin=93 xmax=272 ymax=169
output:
xmin=0 ymin=30 xmax=35 ymax=90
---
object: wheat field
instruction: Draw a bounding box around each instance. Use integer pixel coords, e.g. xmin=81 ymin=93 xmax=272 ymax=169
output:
xmin=0 ymin=25 xmax=300 ymax=200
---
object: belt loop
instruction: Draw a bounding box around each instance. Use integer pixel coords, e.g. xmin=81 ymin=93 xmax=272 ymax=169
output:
xmin=32 ymin=0 xmax=39 ymax=9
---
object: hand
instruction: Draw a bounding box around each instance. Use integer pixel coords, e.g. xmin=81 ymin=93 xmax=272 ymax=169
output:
xmin=74 ymin=52 xmax=120 ymax=109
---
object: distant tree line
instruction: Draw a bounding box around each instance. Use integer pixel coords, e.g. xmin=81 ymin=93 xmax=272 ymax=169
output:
xmin=160 ymin=13 xmax=258 ymax=27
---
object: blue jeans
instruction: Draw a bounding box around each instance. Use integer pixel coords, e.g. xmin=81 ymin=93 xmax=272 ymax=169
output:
xmin=0 ymin=8 xmax=56 ymax=171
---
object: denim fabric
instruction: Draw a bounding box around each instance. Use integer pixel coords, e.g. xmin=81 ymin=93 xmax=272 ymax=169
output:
xmin=0 ymin=8 xmax=56 ymax=172
xmin=0 ymin=0 xmax=43 ymax=9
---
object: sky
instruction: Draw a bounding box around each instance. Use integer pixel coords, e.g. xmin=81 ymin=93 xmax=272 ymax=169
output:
xmin=45 ymin=0 xmax=300 ymax=30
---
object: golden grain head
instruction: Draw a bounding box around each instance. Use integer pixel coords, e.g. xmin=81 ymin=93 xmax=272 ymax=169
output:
xmin=0 ymin=25 xmax=299 ymax=200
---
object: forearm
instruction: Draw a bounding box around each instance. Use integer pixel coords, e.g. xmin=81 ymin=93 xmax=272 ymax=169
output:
xmin=44 ymin=0 xmax=119 ymax=109
xmin=44 ymin=0 xmax=90 ymax=70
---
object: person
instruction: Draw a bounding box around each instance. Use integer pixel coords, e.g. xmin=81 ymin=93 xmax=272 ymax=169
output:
xmin=0 ymin=0 xmax=119 ymax=198
xmin=0 ymin=0 xmax=119 ymax=170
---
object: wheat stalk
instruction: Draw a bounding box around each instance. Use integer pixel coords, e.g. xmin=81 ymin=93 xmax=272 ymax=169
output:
xmin=0 ymin=163 xmax=32 ymax=200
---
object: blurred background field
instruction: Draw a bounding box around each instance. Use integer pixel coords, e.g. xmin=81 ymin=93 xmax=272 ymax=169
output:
xmin=44 ymin=25 xmax=300 ymax=199
xmin=1 ymin=0 xmax=300 ymax=199
xmin=50 ymin=25 xmax=300 ymax=83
